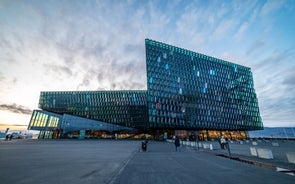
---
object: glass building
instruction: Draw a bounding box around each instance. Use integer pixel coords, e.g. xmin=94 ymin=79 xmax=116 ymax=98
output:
xmin=145 ymin=39 xmax=263 ymax=131
xmin=28 ymin=39 xmax=263 ymax=139
xmin=28 ymin=90 xmax=148 ymax=139
xmin=37 ymin=90 xmax=148 ymax=129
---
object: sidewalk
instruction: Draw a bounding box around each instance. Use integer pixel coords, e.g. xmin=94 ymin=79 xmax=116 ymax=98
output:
xmin=0 ymin=139 xmax=294 ymax=184
xmin=113 ymin=141 xmax=294 ymax=184
xmin=179 ymin=140 xmax=295 ymax=171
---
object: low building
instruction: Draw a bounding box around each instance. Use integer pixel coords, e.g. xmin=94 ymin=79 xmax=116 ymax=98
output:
xmin=249 ymin=127 xmax=295 ymax=139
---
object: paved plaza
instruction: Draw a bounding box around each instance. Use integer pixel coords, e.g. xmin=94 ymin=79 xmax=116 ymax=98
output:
xmin=0 ymin=139 xmax=294 ymax=184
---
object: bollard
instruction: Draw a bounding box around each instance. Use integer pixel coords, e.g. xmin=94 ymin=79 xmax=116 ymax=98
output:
xmin=210 ymin=144 xmax=217 ymax=150
xmin=250 ymin=147 xmax=258 ymax=156
xmin=271 ymin=142 xmax=279 ymax=147
xmin=210 ymin=144 xmax=213 ymax=150
xmin=252 ymin=141 xmax=258 ymax=146
xmin=203 ymin=143 xmax=210 ymax=149
xmin=198 ymin=142 xmax=202 ymax=149
xmin=226 ymin=142 xmax=231 ymax=156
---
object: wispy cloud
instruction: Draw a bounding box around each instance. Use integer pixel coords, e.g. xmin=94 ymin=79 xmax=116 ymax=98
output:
xmin=0 ymin=103 xmax=33 ymax=115
xmin=260 ymin=0 xmax=284 ymax=16
xmin=0 ymin=123 xmax=27 ymax=127
xmin=44 ymin=63 xmax=74 ymax=77
xmin=283 ymin=68 xmax=295 ymax=85
xmin=246 ymin=39 xmax=265 ymax=56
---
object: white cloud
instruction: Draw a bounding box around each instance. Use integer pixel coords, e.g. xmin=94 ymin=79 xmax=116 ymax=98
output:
xmin=260 ymin=0 xmax=284 ymax=16
xmin=246 ymin=39 xmax=265 ymax=56
xmin=213 ymin=19 xmax=237 ymax=40
xmin=233 ymin=22 xmax=249 ymax=41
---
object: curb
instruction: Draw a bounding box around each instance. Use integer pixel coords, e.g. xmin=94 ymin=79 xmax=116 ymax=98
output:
xmin=216 ymin=154 xmax=295 ymax=176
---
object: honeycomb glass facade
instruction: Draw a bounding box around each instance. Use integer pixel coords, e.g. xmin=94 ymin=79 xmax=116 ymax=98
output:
xmin=145 ymin=39 xmax=263 ymax=130
xmin=28 ymin=38 xmax=263 ymax=139
xmin=38 ymin=90 xmax=148 ymax=129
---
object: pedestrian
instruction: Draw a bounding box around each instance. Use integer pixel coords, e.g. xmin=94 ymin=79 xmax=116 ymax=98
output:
xmin=141 ymin=140 xmax=147 ymax=152
xmin=220 ymin=136 xmax=226 ymax=149
xmin=174 ymin=136 xmax=181 ymax=151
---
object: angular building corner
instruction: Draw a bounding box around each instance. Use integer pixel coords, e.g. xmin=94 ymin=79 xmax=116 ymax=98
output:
xmin=145 ymin=39 xmax=263 ymax=131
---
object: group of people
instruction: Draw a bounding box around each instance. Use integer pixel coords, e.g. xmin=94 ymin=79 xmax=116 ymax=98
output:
xmin=173 ymin=135 xmax=228 ymax=151
xmin=5 ymin=134 xmax=13 ymax=141
xmin=141 ymin=135 xmax=228 ymax=152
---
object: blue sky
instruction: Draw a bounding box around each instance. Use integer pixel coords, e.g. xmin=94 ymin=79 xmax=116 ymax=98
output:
xmin=0 ymin=0 xmax=294 ymax=130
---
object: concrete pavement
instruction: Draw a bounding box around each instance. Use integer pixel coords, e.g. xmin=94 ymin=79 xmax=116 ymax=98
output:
xmin=0 ymin=139 xmax=294 ymax=184
xmin=113 ymin=141 xmax=294 ymax=184
xmin=0 ymin=140 xmax=139 ymax=184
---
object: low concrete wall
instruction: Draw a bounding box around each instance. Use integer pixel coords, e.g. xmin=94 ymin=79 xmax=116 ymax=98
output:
xmin=286 ymin=152 xmax=295 ymax=164
xmin=257 ymin=148 xmax=274 ymax=159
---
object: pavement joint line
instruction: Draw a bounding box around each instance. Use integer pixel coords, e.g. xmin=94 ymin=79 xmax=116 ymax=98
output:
xmin=109 ymin=147 xmax=138 ymax=184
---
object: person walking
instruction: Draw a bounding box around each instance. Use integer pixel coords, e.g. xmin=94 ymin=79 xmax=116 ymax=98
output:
xmin=141 ymin=139 xmax=148 ymax=152
xmin=174 ymin=136 xmax=181 ymax=151
xmin=220 ymin=136 xmax=227 ymax=149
